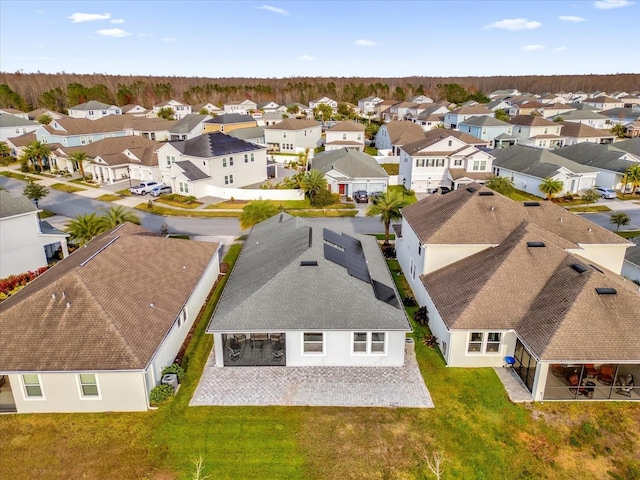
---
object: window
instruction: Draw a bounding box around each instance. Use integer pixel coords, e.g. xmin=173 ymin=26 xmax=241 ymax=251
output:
xmin=225 ymin=174 xmax=234 ymax=185
xmin=371 ymin=332 xmax=385 ymax=353
xmin=179 ymin=182 xmax=188 ymax=193
xmin=472 ymin=160 xmax=487 ymax=171
xmin=353 ymin=332 xmax=367 ymax=352
xmin=436 ymin=159 xmax=445 ymax=167
xmin=22 ymin=374 xmax=43 ymax=397
xmin=409 ymin=258 xmax=416 ymax=279
xmin=486 ymin=333 xmax=501 ymax=352
xmin=283 ymin=131 xmax=287 ymax=138
xmin=454 ymin=159 xmax=463 ymax=166
xmin=343 ymin=133 xmax=347 ymax=140
xmin=177 ymin=308 xmax=187 ymax=327
xmin=418 ymin=245 xmax=422 ymax=256
xmin=448 ymin=140 xmax=452 ymax=146
xmin=79 ymin=374 xmax=99 ymax=397
xmin=357 ymin=134 xmax=362 ymax=141
xmin=468 ymin=332 xmax=483 ymax=352
xmin=250 ymin=153 xmax=254 ymax=162
xmin=303 ymin=332 xmax=323 ymax=353
xmin=222 ymin=157 xmax=227 ymax=167
xmin=229 ymin=156 xmax=234 ymax=166
xmin=244 ymin=154 xmax=248 ymax=163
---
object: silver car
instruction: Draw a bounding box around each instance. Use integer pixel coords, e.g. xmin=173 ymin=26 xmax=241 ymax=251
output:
xmin=594 ymin=187 xmax=616 ymax=199
xmin=150 ymin=185 xmax=172 ymax=197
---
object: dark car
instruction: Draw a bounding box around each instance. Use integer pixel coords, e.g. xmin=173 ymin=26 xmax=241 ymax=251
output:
xmin=437 ymin=186 xmax=452 ymax=195
xmin=354 ymin=190 xmax=369 ymax=203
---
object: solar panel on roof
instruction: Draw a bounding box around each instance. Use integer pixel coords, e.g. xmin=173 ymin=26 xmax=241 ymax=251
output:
xmin=323 ymin=244 xmax=347 ymax=267
xmin=347 ymin=258 xmax=371 ymax=283
xmin=570 ymin=263 xmax=588 ymax=274
xmin=372 ymin=280 xmax=400 ymax=308
xmin=323 ymin=228 xmax=344 ymax=248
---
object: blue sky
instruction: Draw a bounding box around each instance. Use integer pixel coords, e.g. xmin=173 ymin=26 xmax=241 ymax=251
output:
xmin=1 ymin=0 xmax=639 ymax=77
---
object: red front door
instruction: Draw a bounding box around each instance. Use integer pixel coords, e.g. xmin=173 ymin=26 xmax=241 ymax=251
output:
xmin=339 ymin=184 xmax=346 ymax=194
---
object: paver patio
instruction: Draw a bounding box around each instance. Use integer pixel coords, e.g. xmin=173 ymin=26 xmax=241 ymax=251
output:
xmin=191 ymin=349 xmax=434 ymax=408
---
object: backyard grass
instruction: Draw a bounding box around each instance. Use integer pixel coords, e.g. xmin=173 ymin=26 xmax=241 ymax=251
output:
xmin=567 ymin=205 xmax=612 ymax=213
xmin=39 ymin=210 xmax=56 ymax=219
xmin=50 ymin=183 xmax=85 ymax=193
xmin=206 ymin=199 xmax=355 ymax=210
xmin=364 ymin=146 xmax=378 ymax=156
xmin=380 ymin=163 xmax=399 ymax=175
xmin=1 ymin=247 xmax=639 ymax=479
xmin=116 ymin=189 xmax=133 ymax=196
xmin=96 ymin=194 xmax=123 ymax=202
xmin=388 ymin=185 xmax=417 ymax=205
xmin=507 ymin=189 xmax=544 ymax=202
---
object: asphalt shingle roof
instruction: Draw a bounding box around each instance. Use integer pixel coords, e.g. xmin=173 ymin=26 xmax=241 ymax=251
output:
xmin=175 ymin=161 xmax=211 ymax=181
xmin=491 ymin=145 xmax=597 ymax=177
xmin=312 ymin=148 xmax=389 ymax=179
xmin=0 ymin=113 xmax=39 ymax=128
xmin=554 ymin=143 xmax=634 ymax=173
xmin=0 ymin=190 xmax=38 ymax=218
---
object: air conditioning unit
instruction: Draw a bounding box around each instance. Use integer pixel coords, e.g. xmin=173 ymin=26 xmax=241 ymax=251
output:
xmin=405 ymin=338 xmax=415 ymax=355
xmin=161 ymin=373 xmax=179 ymax=392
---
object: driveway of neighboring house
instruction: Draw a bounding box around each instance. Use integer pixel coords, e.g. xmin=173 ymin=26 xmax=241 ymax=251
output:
xmin=191 ymin=349 xmax=434 ymax=408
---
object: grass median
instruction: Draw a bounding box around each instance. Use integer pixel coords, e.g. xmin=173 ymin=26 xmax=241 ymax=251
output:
xmin=50 ymin=183 xmax=85 ymax=193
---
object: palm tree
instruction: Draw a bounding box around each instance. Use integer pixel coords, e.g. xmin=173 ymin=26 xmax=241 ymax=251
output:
xmin=485 ymin=176 xmax=515 ymax=197
xmin=239 ymin=200 xmax=278 ymax=230
xmin=98 ymin=206 xmax=141 ymax=230
xmin=300 ymin=169 xmax=327 ymax=200
xmin=65 ymin=213 xmax=104 ymax=246
xmin=21 ymin=140 xmax=51 ymax=172
xmin=366 ymin=189 xmax=404 ymax=245
xmin=610 ymin=123 xmax=627 ymax=139
xmin=625 ymin=164 xmax=640 ymax=195
xmin=538 ymin=177 xmax=564 ymax=201
xmin=0 ymin=141 xmax=11 ymax=158
xmin=69 ymin=151 xmax=88 ymax=180
xmin=610 ymin=212 xmax=630 ymax=232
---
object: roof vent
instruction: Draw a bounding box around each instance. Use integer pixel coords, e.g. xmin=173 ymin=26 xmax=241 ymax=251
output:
xmin=570 ymin=263 xmax=588 ymax=274
xmin=300 ymin=260 xmax=318 ymax=267
xmin=278 ymin=214 xmax=283 ymax=224
xmin=478 ymin=191 xmax=494 ymax=196
xmin=52 ymin=293 xmax=56 ymax=300
xmin=524 ymin=201 xmax=540 ymax=207
xmin=466 ymin=187 xmax=477 ymax=193
xmin=595 ymin=287 xmax=617 ymax=295
xmin=527 ymin=241 xmax=545 ymax=248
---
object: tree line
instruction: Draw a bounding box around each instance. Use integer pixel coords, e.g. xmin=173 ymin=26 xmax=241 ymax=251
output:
xmin=1 ymin=72 xmax=639 ymax=113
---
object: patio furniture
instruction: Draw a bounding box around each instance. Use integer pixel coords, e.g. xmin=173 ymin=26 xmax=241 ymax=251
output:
xmin=584 ymin=364 xmax=598 ymax=378
xmin=504 ymin=356 xmax=515 ymax=368
xmin=582 ymin=381 xmax=596 ymax=398
xmin=598 ymin=365 xmax=616 ymax=385
xmin=251 ymin=333 xmax=269 ymax=348
xmin=615 ymin=374 xmax=634 ymax=397
xmin=227 ymin=345 xmax=241 ymax=361
xmin=233 ymin=334 xmax=247 ymax=344
xmin=568 ymin=373 xmax=582 ymax=395
xmin=551 ymin=365 xmax=566 ymax=377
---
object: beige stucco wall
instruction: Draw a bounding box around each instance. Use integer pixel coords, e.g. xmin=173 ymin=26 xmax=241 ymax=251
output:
xmin=568 ymin=244 xmax=629 ymax=275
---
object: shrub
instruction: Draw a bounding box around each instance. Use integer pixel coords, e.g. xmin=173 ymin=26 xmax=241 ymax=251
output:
xmin=161 ymin=363 xmax=185 ymax=380
xmin=423 ymin=334 xmax=438 ymax=349
xmin=562 ymin=192 xmax=575 ymax=202
xmin=414 ymin=306 xmax=429 ymax=326
xmin=20 ymin=159 xmax=30 ymax=172
xmin=381 ymin=245 xmax=396 ymax=258
xmin=580 ymin=189 xmax=600 ymax=204
xmin=149 ymin=384 xmax=174 ymax=404
xmin=403 ymin=295 xmax=417 ymax=307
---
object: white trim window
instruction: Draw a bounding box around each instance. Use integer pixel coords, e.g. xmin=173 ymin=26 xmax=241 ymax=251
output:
xmin=468 ymin=332 xmax=502 ymax=354
xmin=224 ymin=174 xmax=234 ymax=185
xmin=78 ymin=373 xmax=100 ymax=398
xmin=485 ymin=333 xmax=502 ymax=353
xmin=468 ymin=332 xmax=483 ymax=353
xmin=353 ymin=332 xmax=367 ymax=353
xmin=177 ymin=308 xmax=187 ymax=327
xmin=352 ymin=332 xmax=386 ymax=354
xmin=22 ymin=374 xmax=44 ymax=398
xmin=303 ymin=332 xmax=323 ymax=354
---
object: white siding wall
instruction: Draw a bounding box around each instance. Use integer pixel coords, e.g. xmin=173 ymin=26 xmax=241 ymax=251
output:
xmin=566 ymin=244 xmax=628 ymax=275
xmin=446 ymin=330 xmax=517 ymax=367
xmin=425 ymin=244 xmax=493 ymax=274
xmin=9 ymin=371 xmax=148 ymax=413
xmin=285 ymin=331 xmax=407 ymax=367
xmin=0 ymin=214 xmax=48 ymax=277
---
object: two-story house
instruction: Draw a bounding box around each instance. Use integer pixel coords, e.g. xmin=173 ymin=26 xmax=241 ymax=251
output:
xmin=0 ymin=113 xmax=41 ymax=142
xmin=457 ymin=116 xmax=516 ymax=148
xmin=255 ymin=101 xmax=285 ymax=114
xmin=509 ymin=116 xmax=565 ymax=149
xmin=552 ymin=109 xmax=610 ymax=129
xmin=0 ymin=190 xmax=69 ymax=278
xmin=308 ymin=97 xmax=338 ymax=112
xmin=374 ymin=121 xmax=425 ymax=155
xmin=169 ymin=114 xmax=211 ymax=141
xmin=444 ymin=106 xmax=494 ymax=129
xmin=358 ymin=96 xmax=384 ymax=118
xmin=121 ymin=104 xmax=151 ymax=117
xmin=263 ymin=119 xmax=322 ymax=154
xmin=223 ymin=99 xmax=258 ymax=115
xmin=156 ymin=132 xmax=267 ymax=197
xmin=399 ymin=130 xmax=494 ymax=192
xmin=557 ymin=122 xmax=615 ymax=146
xmin=583 ymin=96 xmax=625 ymax=111
xmin=202 ymin=114 xmax=257 ymax=134
xmin=193 ymin=102 xmax=222 ymax=116
xmin=382 ymin=102 xmax=419 ymax=123
xmin=152 ymin=99 xmax=192 ymax=120
xmin=68 ymin=101 xmax=121 ymax=120
xmin=324 ymin=121 xmax=365 ymax=151
xmin=406 ymin=105 xmax=448 ymax=132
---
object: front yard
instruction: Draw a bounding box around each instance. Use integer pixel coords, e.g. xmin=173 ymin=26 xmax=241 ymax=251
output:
xmin=1 ymin=246 xmax=638 ymax=479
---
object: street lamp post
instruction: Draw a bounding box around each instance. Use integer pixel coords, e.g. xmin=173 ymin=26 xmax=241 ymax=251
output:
xmin=402 ymin=178 xmax=406 ymax=198
xmin=126 ymin=166 xmax=132 ymax=189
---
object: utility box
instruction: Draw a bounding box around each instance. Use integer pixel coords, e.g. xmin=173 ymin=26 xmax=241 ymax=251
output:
xmin=405 ymin=338 xmax=415 ymax=355
xmin=161 ymin=373 xmax=179 ymax=392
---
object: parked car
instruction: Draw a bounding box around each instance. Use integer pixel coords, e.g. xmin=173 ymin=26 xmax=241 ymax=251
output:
xmin=130 ymin=181 xmax=162 ymax=195
xmin=354 ymin=190 xmax=369 ymax=203
xmin=593 ymin=186 xmax=616 ymax=199
xmin=150 ymin=185 xmax=172 ymax=197
xmin=370 ymin=191 xmax=384 ymax=201
xmin=437 ymin=186 xmax=452 ymax=195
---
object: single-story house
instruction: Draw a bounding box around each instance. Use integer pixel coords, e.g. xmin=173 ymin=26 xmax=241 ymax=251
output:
xmin=206 ymin=213 xmax=411 ymax=368
xmin=0 ymin=223 xmax=220 ymax=413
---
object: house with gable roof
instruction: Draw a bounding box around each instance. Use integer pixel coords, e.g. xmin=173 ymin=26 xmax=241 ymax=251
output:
xmin=202 ymin=113 xmax=257 ymax=134
xmin=309 ymin=96 xmax=338 ymax=112
xmin=444 ymin=106 xmax=494 ymax=129
xmin=0 ymin=223 xmax=220 ymax=413
xmin=358 ymin=96 xmax=384 ymax=117
xmin=583 ymin=96 xmax=625 ymax=111
xmin=169 ymin=114 xmax=211 ymax=141
xmin=557 ymin=122 xmax=615 ymax=146
xmin=509 ymin=115 xmax=566 ymax=149
xmin=324 ymin=120 xmax=365 ymax=151
xmin=223 ymin=99 xmax=258 ymax=115
xmin=395 ymin=185 xmax=638 ymax=402
xmin=263 ymin=119 xmax=322 ymax=154
xmin=406 ymin=105 xmax=448 ymax=132
xmin=0 ymin=113 xmax=40 ymax=141
xmin=457 ymin=115 xmax=517 ymax=148
xmin=374 ymin=120 xmax=425 ymax=155
xmin=68 ymin=101 xmax=121 ymax=120
xmin=121 ymin=104 xmax=151 ymax=117
xmin=552 ymin=109 xmax=610 ymax=129
xmin=193 ymin=102 xmax=222 ymax=116
xmin=311 ymin=148 xmax=389 ymax=197
xmin=152 ymin=99 xmax=192 ymax=120
xmin=206 ymin=213 xmax=411 ymax=368
xmin=399 ymin=130 xmax=494 ymax=193
xmin=491 ymin=145 xmax=598 ymax=196
xmin=0 ymin=190 xmax=69 ymax=278
xmin=156 ymin=132 xmax=267 ymax=197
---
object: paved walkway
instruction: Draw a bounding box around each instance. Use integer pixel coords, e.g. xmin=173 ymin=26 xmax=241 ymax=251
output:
xmin=191 ymin=349 xmax=434 ymax=408
xmin=493 ymin=367 xmax=533 ymax=403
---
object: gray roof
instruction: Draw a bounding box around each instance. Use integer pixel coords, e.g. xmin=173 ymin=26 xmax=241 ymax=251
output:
xmin=229 ymin=126 xmax=265 ymax=140
xmin=600 ymin=108 xmax=640 ymax=121
xmin=554 ymin=143 xmax=633 ymax=173
xmin=610 ymin=138 xmax=640 ymax=157
xmin=459 ymin=115 xmax=510 ymax=127
xmin=312 ymin=148 xmax=389 ymax=179
xmin=39 ymin=220 xmax=67 ymax=236
xmin=0 ymin=113 xmax=39 ymax=128
xmin=175 ymin=161 xmax=211 ymax=181
xmin=69 ymin=100 xmax=114 ymax=111
xmin=492 ymin=145 xmax=597 ymax=177
xmin=624 ymin=237 xmax=640 ymax=267
xmin=0 ymin=190 xmax=38 ymax=218
xmin=204 ymin=114 xmax=255 ymax=125
xmin=207 ymin=214 xmax=410 ymax=333
xmin=169 ymin=114 xmax=208 ymax=134
xmin=558 ymin=109 xmax=609 ymax=121
xmin=171 ymin=132 xmax=263 ymax=158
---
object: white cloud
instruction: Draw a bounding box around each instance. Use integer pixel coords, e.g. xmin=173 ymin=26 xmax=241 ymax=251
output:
xmin=69 ymin=12 xmax=111 ymax=23
xmin=521 ymin=44 xmax=546 ymax=51
xmin=554 ymin=46 xmax=568 ymax=52
xmin=111 ymin=19 xmax=125 ymax=24
xmin=138 ymin=33 xmax=153 ymax=37
xmin=96 ymin=28 xmax=131 ymax=38
xmin=558 ymin=15 xmax=586 ymax=21
xmin=258 ymin=5 xmax=289 ymax=15
xmin=354 ymin=39 xmax=379 ymax=47
xmin=484 ymin=18 xmax=542 ymax=30
xmin=164 ymin=37 xmax=176 ymax=42
xmin=594 ymin=0 xmax=634 ymax=9
xmin=297 ymin=55 xmax=315 ymax=61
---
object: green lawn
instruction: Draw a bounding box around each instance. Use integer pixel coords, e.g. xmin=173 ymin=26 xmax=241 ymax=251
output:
xmin=0 ymin=171 xmax=37 ymax=181
xmin=206 ymin=199 xmax=355 ymax=210
xmin=69 ymin=178 xmax=99 ymax=188
xmin=567 ymin=205 xmax=612 ymax=213
xmin=96 ymin=194 xmax=123 ymax=202
xmin=39 ymin=209 xmax=56 ymax=219
xmin=618 ymin=230 xmax=640 ymax=239
xmin=507 ymin=189 xmax=544 ymax=201
xmin=154 ymin=197 xmax=203 ymax=209
xmin=50 ymin=183 xmax=85 ymax=193
xmin=1 ymin=246 xmax=639 ymax=479
xmin=135 ymin=203 xmax=242 ymax=218
xmin=388 ymin=185 xmax=417 ymax=205
xmin=364 ymin=146 xmax=378 ymax=156
xmin=380 ymin=163 xmax=399 ymax=175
